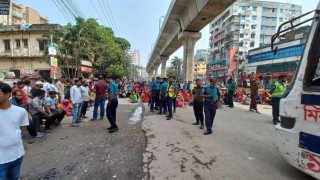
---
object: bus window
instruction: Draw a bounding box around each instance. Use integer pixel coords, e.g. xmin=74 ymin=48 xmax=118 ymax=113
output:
xmin=303 ymin=22 xmax=320 ymax=89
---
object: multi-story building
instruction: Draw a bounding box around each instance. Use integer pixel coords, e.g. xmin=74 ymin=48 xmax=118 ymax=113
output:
xmin=194 ymin=61 xmax=208 ymax=80
xmin=0 ymin=24 xmax=60 ymax=78
xmin=208 ymin=0 xmax=302 ymax=80
xmin=0 ymin=1 xmax=48 ymax=25
xmin=194 ymin=49 xmax=208 ymax=61
xmin=248 ymin=26 xmax=310 ymax=74
xmin=128 ymin=49 xmax=141 ymax=66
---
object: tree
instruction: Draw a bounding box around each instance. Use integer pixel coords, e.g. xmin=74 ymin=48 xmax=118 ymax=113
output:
xmin=170 ymin=56 xmax=182 ymax=80
xmin=115 ymin=37 xmax=131 ymax=51
xmin=48 ymin=17 xmax=131 ymax=79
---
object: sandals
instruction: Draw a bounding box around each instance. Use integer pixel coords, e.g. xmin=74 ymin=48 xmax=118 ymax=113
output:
xmin=71 ymin=123 xmax=80 ymax=127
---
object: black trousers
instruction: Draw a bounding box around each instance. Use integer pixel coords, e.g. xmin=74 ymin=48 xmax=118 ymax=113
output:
xmin=272 ymin=97 xmax=281 ymax=122
xmin=34 ymin=113 xmax=53 ymax=130
xmin=228 ymin=90 xmax=234 ymax=107
xmin=52 ymin=109 xmax=66 ymax=123
xmin=107 ymin=99 xmax=118 ymax=129
xmin=27 ymin=115 xmax=40 ymax=136
xmin=81 ymin=101 xmax=89 ymax=117
xmin=193 ymin=101 xmax=204 ymax=125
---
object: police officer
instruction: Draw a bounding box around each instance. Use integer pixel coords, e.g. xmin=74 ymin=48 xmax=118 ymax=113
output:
xmin=166 ymin=76 xmax=177 ymax=120
xmin=270 ymin=75 xmax=286 ymax=125
xmin=192 ymin=79 xmax=204 ymax=129
xmin=172 ymin=77 xmax=179 ymax=113
xmin=201 ymin=78 xmax=221 ymax=135
xmin=106 ymin=76 xmax=119 ymax=133
xmin=227 ymin=78 xmax=236 ymax=108
xmin=159 ymin=77 xmax=169 ymax=115
xmin=150 ymin=77 xmax=160 ymax=112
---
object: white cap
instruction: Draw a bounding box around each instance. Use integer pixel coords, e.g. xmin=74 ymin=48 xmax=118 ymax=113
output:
xmin=35 ymin=81 xmax=43 ymax=85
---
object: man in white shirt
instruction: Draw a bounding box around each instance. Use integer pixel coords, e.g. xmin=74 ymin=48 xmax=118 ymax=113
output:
xmin=55 ymin=77 xmax=65 ymax=102
xmin=70 ymin=79 xmax=83 ymax=127
xmin=0 ymin=83 xmax=29 ymax=180
xmin=42 ymin=78 xmax=51 ymax=98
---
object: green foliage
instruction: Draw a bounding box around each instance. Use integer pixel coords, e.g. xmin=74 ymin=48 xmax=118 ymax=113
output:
xmin=169 ymin=56 xmax=182 ymax=80
xmin=47 ymin=17 xmax=131 ymax=78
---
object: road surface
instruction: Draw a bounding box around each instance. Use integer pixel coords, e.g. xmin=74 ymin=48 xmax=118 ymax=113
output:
xmin=142 ymin=103 xmax=315 ymax=180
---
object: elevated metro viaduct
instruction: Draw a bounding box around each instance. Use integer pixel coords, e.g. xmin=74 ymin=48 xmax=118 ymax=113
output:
xmin=146 ymin=0 xmax=236 ymax=82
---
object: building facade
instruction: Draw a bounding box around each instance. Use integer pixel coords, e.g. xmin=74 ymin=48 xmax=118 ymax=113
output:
xmin=248 ymin=26 xmax=310 ymax=74
xmin=194 ymin=61 xmax=208 ymax=80
xmin=208 ymin=0 xmax=301 ymax=80
xmin=0 ymin=24 xmax=60 ymax=78
xmin=194 ymin=49 xmax=208 ymax=61
xmin=128 ymin=49 xmax=141 ymax=66
xmin=0 ymin=1 xmax=48 ymax=25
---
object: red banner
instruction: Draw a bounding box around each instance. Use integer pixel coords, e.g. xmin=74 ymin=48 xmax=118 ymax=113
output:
xmin=228 ymin=48 xmax=238 ymax=74
xmin=51 ymin=66 xmax=58 ymax=74
xmin=81 ymin=67 xmax=92 ymax=73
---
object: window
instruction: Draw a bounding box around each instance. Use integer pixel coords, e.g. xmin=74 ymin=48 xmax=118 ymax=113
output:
xmin=303 ymin=24 xmax=320 ymax=88
xmin=240 ymin=33 xmax=244 ymax=38
xmin=250 ymin=42 xmax=255 ymax=47
xmin=251 ymin=34 xmax=255 ymax=38
xmin=4 ymin=40 xmax=10 ymax=51
xmin=262 ymin=7 xmax=268 ymax=12
xmin=280 ymin=8 xmax=284 ymax=13
xmin=39 ymin=40 xmax=47 ymax=51
xmin=22 ymin=39 xmax=28 ymax=47
xmin=253 ymin=6 xmax=257 ymax=12
xmin=241 ymin=6 xmax=247 ymax=10
xmin=239 ymin=51 xmax=243 ymax=56
xmin=272 ymin=8 xmax=277 ymax=12
xmin=240 ymin=24 xmax=245 ymax=29
xmin=239 ymin=42 xmax=243 ymax=47
xmin=291 ymin=10 xmax=296 ymax=15
xmin=271 ymin=26 xmax=276 ymax=30
xmin=15 ymin=39 xmax=20 ymax=48
xmin=262 ymin=16 xmax=267 ymax=21
xmin=240 ymin=15 xmax=245 ymax=20
xmin=252 ymin=16 xmax=257 ymax=20
xmin=261 ymin=26 xmax=266 ymax=30
xmin=279 ymin=17 xmax=283 ymax=22
xmin=271 ymin=17 xmax=277 ymax=22
xmin=260 ymin=34 xmax=265 ymax=39
xmin=251 ymin=25 xmax=257 ymax=29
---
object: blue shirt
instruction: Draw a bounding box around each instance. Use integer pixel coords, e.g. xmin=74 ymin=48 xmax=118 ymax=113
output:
xmin=10 ymin=97 xmax=23 ymax=108
xmin=108 ymin=81 xmax=118 ymax=99
xmin=183 ymin=84 xmax=188 ymax=90
xmin=227 ymin=82 xmax=236 ymax=91
xmin=45 ymin=97 xmax=57 ymax=109
xmin=202 ymin=85 xmax=221 ymax=103
xmin=152 ymin=81 xmax=160 ymax=90
xmin=160 ymin=81 xmax=169 ymax=95
xmin=128 ymin=84 xmax=133 ymax=91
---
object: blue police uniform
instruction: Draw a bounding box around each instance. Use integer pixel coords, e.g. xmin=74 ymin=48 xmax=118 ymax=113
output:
xmin=107 ymin=80 xmax=119 ymax=130
xmin=159 ymin=81 xmax=169 ymax=114
xmin=150 ymin=80 xmax=160 ymax=111
xmin=227 ymin=82 xmax=236 ymax=108
xmin=202 ymin=85 xmax=221 ymax=134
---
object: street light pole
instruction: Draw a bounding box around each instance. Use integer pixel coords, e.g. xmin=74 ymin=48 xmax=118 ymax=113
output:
xmin=159 ymin=16 xmax=165 ymax=31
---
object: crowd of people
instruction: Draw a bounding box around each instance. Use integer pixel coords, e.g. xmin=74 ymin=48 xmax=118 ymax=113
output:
xmin=0 ymin=70 xmax=287 ymax=179
xmin=0 ymin=75 xmax=122 ymax=179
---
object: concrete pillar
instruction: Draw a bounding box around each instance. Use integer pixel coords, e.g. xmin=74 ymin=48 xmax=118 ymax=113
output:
xmin=178 ymin=31 xmax=201 ymax=82
xmin=154 ymin=67 xmax=158 ymax=77
xmin=160 ymin=56 xmax=169 ymax=77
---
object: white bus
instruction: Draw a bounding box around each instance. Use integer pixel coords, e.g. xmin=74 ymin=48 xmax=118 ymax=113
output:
xmin=273 ymin=1 xmax=320 ymax=179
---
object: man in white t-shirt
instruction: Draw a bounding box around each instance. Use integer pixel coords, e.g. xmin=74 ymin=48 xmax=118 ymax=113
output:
xmin=0 ymin=83 xmax=29 ymax=179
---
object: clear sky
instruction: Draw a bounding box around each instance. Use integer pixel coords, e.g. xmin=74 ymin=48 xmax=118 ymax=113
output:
xmin=17 ymin=0 xmax=318 ymax=68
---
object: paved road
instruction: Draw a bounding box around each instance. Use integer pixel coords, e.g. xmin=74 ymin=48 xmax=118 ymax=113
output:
xmin=21 ymin=99 xmax=146 ymax=180
xmin=143 ymin=103 xmax=315 ymax=180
